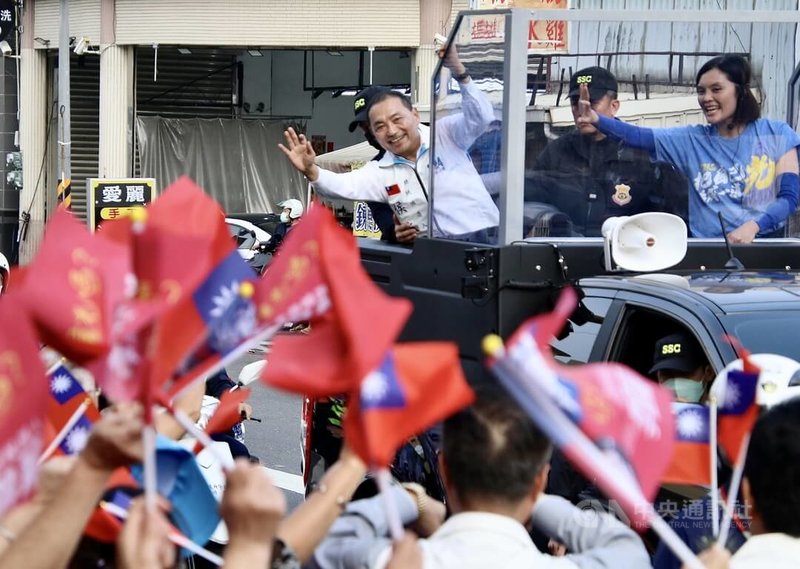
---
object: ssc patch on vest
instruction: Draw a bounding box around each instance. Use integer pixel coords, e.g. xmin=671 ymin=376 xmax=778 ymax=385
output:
xmin=386 ymin=184 xmax=401 ymax=196
xmin=612 ymin=183 xmax=632 ymax=206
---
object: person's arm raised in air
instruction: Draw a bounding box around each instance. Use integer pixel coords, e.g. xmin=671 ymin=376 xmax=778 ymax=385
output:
xmin=575 ymin=83 xmax=657 ymax=155
xmin=116 ymin=498 xmax=176 ymax=569
xmin=0 ymin=456 xmax=76 ymax=557
xmin=530 ymin=494 xmax=651 ymax=568
xmin=277 ymin=445 xmax=367 ymax=563
xmin=729 ymin=147 xmax=800 ymax=243
xmin=220 ymin=460 xmax=287 ymax=569
xmin=439 ymin=45 xmax=495 ymax=149
xmin=278 ymin=127 xmax=386 ymax=202
xmin=0 ymin=404 xmax=144 ymax=569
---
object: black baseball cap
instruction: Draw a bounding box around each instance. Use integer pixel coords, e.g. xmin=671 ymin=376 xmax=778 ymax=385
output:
xmin=348 ymin=86 xmax=391 ymax=132
xmin=649 ymin=332 xmax=706 ymax=375
xmin=568 ymin=66 xmax=618 ymax=100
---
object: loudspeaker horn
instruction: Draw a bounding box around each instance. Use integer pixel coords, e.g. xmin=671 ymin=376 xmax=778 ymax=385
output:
xmin=601 ymin=213 xmax=687 ymax=272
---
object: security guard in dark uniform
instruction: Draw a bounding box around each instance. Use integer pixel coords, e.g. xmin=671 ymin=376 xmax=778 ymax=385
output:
xmin=347 ymin=85 xmax=397 ymax=242
xmin=529 ymin=67 xmax=688 ymax=236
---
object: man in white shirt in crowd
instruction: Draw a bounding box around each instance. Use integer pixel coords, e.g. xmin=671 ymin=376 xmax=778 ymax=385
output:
xmin=308 ymin=387 xmax=650 ymax=568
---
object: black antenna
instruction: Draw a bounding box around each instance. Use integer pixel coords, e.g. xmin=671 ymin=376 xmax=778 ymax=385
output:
xmin=718 ymin=212 xmax=745 ymax=270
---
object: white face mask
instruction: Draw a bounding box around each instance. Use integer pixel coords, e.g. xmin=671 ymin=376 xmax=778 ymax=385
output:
xmin=662 ymin=378 xmax=706 ymax=403
xmin=280 ymin=211 xmax=290 ymax=224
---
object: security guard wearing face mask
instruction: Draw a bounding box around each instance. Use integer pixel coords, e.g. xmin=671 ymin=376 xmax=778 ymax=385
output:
xmin=650 ymin=332 xmax=715 ymax=403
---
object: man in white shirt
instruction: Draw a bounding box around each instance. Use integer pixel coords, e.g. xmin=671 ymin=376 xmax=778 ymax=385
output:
xmin=279 ymin=53 xmax=498 ymax=244
xmin=308 ymin=387 xmax=650 ymax=569
xmin=726 ymin=396 xmax=800 ymax=568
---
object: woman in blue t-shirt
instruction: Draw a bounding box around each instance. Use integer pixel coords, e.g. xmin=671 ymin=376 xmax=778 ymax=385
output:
xmin=576 ymin=55 xmax=800 ymax=243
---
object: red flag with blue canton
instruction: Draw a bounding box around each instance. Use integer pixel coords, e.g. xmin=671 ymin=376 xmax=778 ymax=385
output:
xmin=0 ymin=301 xmax=49 ymax=517
xmin=499 ymin=287 xmax=674 ymax=508
xmin=155 ymin=249 xmax=257 ymax=396
xmin=192 ymin=388 xmax=251 ymax=454
xmin=93 ymin=177 xmax=235 ymax=403
xmin=261 ymin=204 xmax=412 ymax=398
xmin=716 ymin=368 xmax=759 ymax=463
xmin=344 ymin=343 xmax=474 ymax=467
xmin=46 ymin=363 xmax=101 ymax=456
xmin=662 ymin=403 xmax=711 ymax=486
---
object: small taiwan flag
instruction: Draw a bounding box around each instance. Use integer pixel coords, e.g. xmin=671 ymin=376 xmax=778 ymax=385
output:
xmin=663 ymin=403 xmax=711 ymax=486
xmin=717 ymin=369 xmax=760 ymax=463
xmin=49 ymin=365 xmax=87 ymax=404
xmin=385 ymin=184 xmax=401 ymax=196
xmin=346 ymin=343 xmax=474 ymax=467
xmin=47 ymin=363 xmax=100 ymax=455
xmin=361 ymin=353 xmax=407 ymax=411
xmin=59 ymin=414 xmax=94 ymax=455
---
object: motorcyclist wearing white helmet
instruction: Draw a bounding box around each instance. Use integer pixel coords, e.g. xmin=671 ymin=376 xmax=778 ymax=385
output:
xmin=0 ymin=252 xmax=9 ymax=295
xmin=262 ymin=198 xmax=305 ymax=253
xmin=279 ymin=198 xmax=304 ymax=225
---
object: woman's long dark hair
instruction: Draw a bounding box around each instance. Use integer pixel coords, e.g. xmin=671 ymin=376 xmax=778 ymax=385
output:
xmin=696 ymin=54 xmax=761 ymax=126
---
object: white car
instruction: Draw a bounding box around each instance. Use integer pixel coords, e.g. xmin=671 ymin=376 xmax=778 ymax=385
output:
xmin=225 ymin=218 xmax=271 ymax=261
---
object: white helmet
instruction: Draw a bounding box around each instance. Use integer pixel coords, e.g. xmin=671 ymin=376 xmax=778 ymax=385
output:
xmin=712 ymin=353 xmax=800 ymax=408
xmin=278 ymin=199 xmax=304 ymax=220
xmin=0 ymin=252 xmax=9 ymax=295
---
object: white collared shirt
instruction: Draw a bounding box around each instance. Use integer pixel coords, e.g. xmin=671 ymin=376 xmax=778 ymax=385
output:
xmin=312 ymin=81 xmax=499 ymax=237
xmin=730 ymin=533 xmax=800 ymax=568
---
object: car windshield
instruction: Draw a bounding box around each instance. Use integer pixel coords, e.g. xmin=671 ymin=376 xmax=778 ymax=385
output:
xmin=228 ymin=223 xmax=257 ymax=250
xmin=723 ymin=312 xmax=800 ymax=362
xmin=432 ymin=8 xmax=800 ymax=244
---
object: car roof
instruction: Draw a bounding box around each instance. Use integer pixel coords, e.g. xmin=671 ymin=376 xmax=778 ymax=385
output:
xmin=579 ymin=270 xmax=800 ymax=314
xmin=225 ymin=217 xmax=271 ymax=241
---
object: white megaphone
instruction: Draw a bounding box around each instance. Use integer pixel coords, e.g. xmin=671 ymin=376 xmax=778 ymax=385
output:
xmin=601 ymin=213 xmax=687 ymax=272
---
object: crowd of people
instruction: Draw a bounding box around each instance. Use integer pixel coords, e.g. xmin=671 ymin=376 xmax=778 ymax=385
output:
xmin=2 ymin=46 xmax=800 ymax=569
xmin=2 ymin=368 xmax=799 ymax=568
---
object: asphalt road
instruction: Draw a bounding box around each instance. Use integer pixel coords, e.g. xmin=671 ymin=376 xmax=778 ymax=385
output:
xmin=226 ymin=348 xmax=306 ymax=511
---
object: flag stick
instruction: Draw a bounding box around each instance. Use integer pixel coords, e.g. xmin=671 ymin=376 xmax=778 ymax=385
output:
xmin=100 ymin=501 xmax=224 ymax=566
xmin=142 ymin=423 xmax=158 ymax=513
xmin=38 ymin=398 xmax=91 ymax=464
xmin=167 ymin=406 xmax=235 ymax=472
xmin=484 ymin=336 xmax=704 ymax=569
xmin=171 ymin=321 xmax=282 ymax=401
xmin=374 ymin=467 xmax=405 ymax=543
xmin=709 ymin=397 xmax=720 ymax=537
xmin=171 ymin=277 xmax=331 ymax=402
xmin=717 ymin=433 xmax=750 ymax=547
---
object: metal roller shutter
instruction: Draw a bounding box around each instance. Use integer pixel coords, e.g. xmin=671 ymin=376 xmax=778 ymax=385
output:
xmin=133 ymin=47 xmax=236 ymax=176
xmin=69 ymin=53 xmax=101 ymax=222
xmin=135 ymin=47 xmax=235 ymax=119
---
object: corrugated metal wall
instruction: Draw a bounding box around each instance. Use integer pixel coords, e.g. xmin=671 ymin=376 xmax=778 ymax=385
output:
xmin=34 ymin=0 xmax=101 ymax=50
xmin=562 ymin=0 xmax=799 ymax=118
xmin=114 ymin=0 xmax=420 ymax=47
